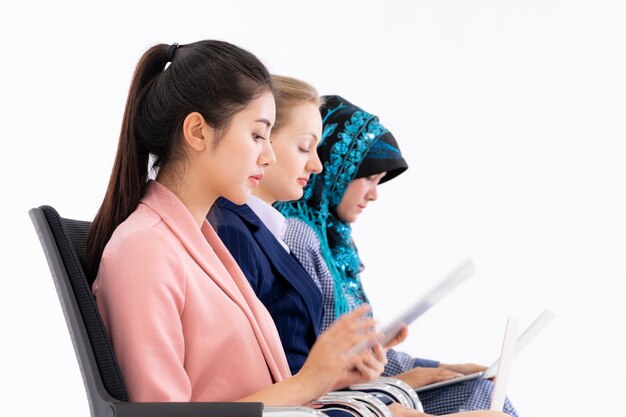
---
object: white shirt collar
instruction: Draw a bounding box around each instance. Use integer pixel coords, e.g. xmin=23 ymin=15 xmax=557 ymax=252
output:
xmin=246 ymin=195 xmax=290 ymax=253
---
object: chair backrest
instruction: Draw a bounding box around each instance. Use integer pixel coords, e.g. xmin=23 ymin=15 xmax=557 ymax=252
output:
xmin=30 ymin=205 xmax=128 ymax=416
xmin=29 ymin=204 xmax=287 ymax=417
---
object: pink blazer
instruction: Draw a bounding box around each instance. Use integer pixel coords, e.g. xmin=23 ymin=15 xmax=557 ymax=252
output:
xmin=93 ymin=180 xmax=291 ymax=402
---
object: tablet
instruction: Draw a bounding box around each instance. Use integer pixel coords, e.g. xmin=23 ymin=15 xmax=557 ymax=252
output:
xmin=346 ymin=259 xmax=475 ymax=356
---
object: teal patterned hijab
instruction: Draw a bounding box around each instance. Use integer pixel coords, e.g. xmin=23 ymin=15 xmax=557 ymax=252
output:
xmin=276 ymin=95 xmax=408 ymax=318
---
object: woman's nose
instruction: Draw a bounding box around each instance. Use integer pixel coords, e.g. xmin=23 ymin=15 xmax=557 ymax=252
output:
xmin=366 ymin=185 xmax=378 ymax=201
xmin=259 ymin=139 xmax=276 ymax=167
xmin=308 ymin=152 xmax=323 ymax=174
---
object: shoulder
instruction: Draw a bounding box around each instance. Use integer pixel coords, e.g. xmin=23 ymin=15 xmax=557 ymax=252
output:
xmin=108 ymin=203 xmax=178 ymax=254
xmin=98 ymin=214 xmax=186 ymax=292
xmin=215 ymin=206 xmax=249 ymax=235
xmin=284 ymin=218 xmax=320 ymax=251
xmin=104 ymin=205 xmax=174 ymax=259
xmin=214 ymin=210 xmax=264 ymax=275
xmin=215 ymin=209 xmax=258 ymax=251
xmin=214 ymin=201 xmax=261 ymax=237
xmin=284 ymin=219 xmax=327 ymax=276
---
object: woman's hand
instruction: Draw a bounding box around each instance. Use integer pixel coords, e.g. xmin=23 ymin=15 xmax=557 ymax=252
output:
xmin=439 ymin=362 xmax=487 ymax=375
xmin=395 ymin=366 xmax=463 ymax=388
xmin=384 ymin=325 xmax=409 ymax=348
xmin=295 ymin=304 xmax=385 ymax=399
xmin=333 ymin=342 xmax=388 ymax=389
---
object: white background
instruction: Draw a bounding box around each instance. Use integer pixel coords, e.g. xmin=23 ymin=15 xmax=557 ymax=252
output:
xmin=1 ymin=1 xmax=625 ymax=416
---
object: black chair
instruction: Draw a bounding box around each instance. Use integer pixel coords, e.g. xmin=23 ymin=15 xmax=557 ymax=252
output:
xmin=29 ymin=205 xmax=328 ymax=417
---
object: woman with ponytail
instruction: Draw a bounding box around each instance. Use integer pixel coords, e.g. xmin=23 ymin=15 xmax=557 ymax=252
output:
xmin=87 ymin=40 xmax=392 ymax=406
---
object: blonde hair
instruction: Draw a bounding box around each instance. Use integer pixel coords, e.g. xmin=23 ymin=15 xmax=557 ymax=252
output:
xmin=271 ymin=74 xmax=323 ymax=133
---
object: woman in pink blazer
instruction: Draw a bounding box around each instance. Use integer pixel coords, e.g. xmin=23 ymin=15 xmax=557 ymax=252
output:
xmin=87 ymin=39 xmax=388 ymax=406
xmin=87 ymin=39 xmax=506 ymax=417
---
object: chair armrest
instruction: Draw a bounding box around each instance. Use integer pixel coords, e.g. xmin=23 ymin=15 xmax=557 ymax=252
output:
xmin=110 ymin=401 xmax=263 ymax=417
xmin=326 ymin=391 xmax=392 ymax=417
xmin=374 ymin=377 xmax=423 ymax=412
xmin=348 ymin=382 xmax=412 ymax=408
xmin=311 ymin=395 xmax=375 ymax=417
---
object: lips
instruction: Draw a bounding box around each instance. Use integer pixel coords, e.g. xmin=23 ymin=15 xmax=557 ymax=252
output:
xmin=249 ymin=173 xmax=264 ymax=187
xmin=297 ymin=177 xmax=309 ymax=187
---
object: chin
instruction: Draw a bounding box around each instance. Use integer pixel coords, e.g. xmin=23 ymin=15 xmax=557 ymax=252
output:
xmin=347 ymin=213 xmax=360 ymax=223
xmin=290 ymin=188 xmax=304 ymax=201
xmin=277 ymin=188 xmax=303 ymax=203
xmin=224 ymin=189 xmax=251 ymax=205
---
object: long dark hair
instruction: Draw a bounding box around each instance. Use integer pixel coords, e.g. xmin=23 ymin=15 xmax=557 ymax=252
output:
xmin=87 ymin=40 xmax=272 ymax=280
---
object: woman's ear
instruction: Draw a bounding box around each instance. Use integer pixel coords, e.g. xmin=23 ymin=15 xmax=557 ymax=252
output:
xmin=182 ymin=112 xmax=214 ymax=152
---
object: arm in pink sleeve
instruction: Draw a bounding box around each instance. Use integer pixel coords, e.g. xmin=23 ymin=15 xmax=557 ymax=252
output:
xmin=95 ymin=228 xmax=191 ymax=402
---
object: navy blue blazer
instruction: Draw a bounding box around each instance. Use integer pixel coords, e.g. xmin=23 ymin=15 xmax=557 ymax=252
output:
xmin=214 ymin=198 xmax=323 ymax=374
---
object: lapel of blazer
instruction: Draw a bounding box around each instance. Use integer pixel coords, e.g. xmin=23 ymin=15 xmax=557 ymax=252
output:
xmin=219 ymin=199 xmax=323 ymax=336
xmin=142 ymin=182 xmax=291 ymax=381
xmin=203 ymin=221 xmax=291 ymax=380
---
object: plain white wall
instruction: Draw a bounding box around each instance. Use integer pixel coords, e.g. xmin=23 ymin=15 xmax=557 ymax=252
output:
xmin=1 ymin=1 xmax=625 ymax=416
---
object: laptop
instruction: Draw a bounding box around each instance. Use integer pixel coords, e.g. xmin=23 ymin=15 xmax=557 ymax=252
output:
xmin=489 ymin=316 xmax=518 ymax=410
xmin=346 ymin=260 xmax=475 ymax=356
xmin=414 ymin=309 xmax=555 ymax=393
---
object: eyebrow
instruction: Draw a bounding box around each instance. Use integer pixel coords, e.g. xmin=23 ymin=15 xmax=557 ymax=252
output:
xmin=255 ymin=118 xmax=273 ymax=128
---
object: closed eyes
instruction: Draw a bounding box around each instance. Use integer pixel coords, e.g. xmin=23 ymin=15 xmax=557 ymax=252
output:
xmin=252 ymin=133 xmax=267 ymax=142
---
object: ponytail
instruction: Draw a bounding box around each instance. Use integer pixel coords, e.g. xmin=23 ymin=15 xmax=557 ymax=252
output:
xmin=87 ymin=44 xmax=169 ymax=280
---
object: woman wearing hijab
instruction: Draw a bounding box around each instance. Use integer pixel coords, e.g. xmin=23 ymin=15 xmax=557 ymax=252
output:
xmin=277 ymin=95 xmax=520 ymax=416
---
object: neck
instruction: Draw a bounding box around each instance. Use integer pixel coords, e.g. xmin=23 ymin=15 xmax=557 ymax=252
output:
xmin=157 ymin=170 xmax=217 ymax=228
xmin=252 ymin=188 xmax=276 ymax=206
